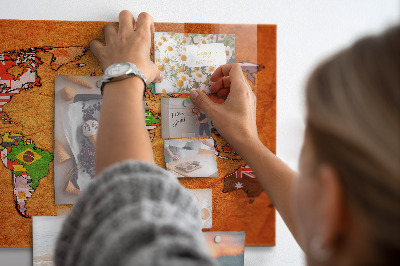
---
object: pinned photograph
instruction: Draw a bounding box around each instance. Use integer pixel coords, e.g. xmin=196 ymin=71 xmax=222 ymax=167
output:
xmin=203 ymin=232 xmax=245 ymax=266
xmin=33 ymin=216 xmax=66 ymax=266
xmin=164 ymin=138 xmax=218 ymax=177
xmin=154 ymin=32 xmax=235 ymax=94
xmin=53 ymin=75 xmax=102 ymax=204
xmin=190 ymin=189 xmax=212 ymax=229
xmin=161 ymin=98 xmax=211 ymax=139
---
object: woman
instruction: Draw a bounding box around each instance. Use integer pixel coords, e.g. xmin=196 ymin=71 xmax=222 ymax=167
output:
xmin=55 ymin=10 xmax=400 ymax=266
xmin=187 ymin=106 xmax=210 ymax=137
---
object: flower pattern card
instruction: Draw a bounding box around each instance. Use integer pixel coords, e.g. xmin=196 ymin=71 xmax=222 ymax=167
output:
xmin=154 ymin=33 xmax=235 ymax=94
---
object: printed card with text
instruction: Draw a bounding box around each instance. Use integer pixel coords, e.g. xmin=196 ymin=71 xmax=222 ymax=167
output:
xmin=154 ymin=33 xmax=235 ymax=94
xmin=161 ymin=98 xmax=211 ymax=139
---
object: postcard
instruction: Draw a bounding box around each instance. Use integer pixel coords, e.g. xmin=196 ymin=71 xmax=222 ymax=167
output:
xmin=204 ymin=231 xmax=245 ymax=266
xmin=164 ymin=138 xmax=218 ymax=177
xmin=190 ymin=189 xmax=212 ymax=229
xmin=33 ymin=216 xmax=66 ymax=266
xmin=161 ymin=98 xmax=211 ymax=139
xmin=154 ymin=33 xmax=235 ymax=94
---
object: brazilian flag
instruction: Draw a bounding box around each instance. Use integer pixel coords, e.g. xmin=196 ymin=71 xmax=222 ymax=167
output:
xmin=145 ymin=109 xmax=159 ymax=127
xmin=7 ymin=141 xmax=53 ymax=189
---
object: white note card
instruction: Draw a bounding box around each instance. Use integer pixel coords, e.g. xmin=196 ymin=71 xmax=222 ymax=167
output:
xmin=184 ymin=43 xmax=227 ymax=67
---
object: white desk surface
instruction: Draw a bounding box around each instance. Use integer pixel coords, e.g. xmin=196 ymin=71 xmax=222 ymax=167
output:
xmin=0 ymin=1 xmax=399 ymax=265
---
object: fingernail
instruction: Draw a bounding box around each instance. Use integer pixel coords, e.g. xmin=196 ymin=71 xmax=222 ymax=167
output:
xmin=190 ymin=90 xmax=199 ymax=100
xmin=155 ymin=71 xmax=164 ymax=83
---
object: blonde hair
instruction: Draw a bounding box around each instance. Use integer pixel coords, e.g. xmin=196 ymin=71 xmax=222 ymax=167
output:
xmin=305 ymin=25 xmax=400 ymax=264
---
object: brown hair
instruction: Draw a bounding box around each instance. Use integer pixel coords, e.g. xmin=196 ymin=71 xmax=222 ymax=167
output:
xmin=305 ymin=25 xmax=400 ymax=264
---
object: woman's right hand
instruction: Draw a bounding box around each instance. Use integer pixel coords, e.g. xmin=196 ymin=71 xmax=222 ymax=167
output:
xmin=189 ymin=64 xmax=259 ymax=151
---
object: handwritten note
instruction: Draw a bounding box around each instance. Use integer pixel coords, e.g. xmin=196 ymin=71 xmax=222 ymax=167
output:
xmin=171 ymin=111 xmax=186 ymax=128
xmin=184 ymin=43 xmax=227 ymax=67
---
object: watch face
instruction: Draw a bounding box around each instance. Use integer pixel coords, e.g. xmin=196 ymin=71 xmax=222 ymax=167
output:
xmin=106 ymin=62 xmax=131 ymax=77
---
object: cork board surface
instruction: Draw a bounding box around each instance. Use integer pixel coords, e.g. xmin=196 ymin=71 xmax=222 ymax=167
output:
xmin=0 ymin=20 xmax=276 ymax=247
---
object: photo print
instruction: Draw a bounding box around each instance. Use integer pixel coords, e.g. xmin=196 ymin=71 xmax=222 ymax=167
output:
xmin=33 ymin=216 xmax=66 ymax=266
xmin=204 ymin=231 xmax=245 ymax=266
xmin=53 ymin=75 xmax=102 ymax=204
xmin=163 ymin=138 xmax=218 ymax=177
xmin=161 ymin=98 xmax=211 ymax=139
xmin=190 ymin=189 xmax=212 ymax=229
xmin=154 ymin=32 xmax=235 ymax=94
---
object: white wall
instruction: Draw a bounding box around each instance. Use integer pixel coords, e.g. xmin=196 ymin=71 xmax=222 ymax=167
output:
xmin=1 ymin=1 xmax=399 ymax=265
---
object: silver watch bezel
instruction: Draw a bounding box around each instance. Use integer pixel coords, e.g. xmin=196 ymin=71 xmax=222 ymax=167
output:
xmin=97 ymin=62 xmax=148 ymax=96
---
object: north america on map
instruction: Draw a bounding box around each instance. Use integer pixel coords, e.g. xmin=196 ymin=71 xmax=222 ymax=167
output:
xmin=0 ymin=46 xmax=87 ymax=217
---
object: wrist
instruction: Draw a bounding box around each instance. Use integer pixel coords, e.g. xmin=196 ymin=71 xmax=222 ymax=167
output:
xmin=230 ymin=132 xmax=263 ymax=155
xmin=102 ymin=76 xmax=146 ymax=98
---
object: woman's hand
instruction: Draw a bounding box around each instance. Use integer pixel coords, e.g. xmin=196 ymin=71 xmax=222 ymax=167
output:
xmin=189 ymin=64 xmax=258 ymax=151
xmin=90 ymin=10 xmax=163 ymax=83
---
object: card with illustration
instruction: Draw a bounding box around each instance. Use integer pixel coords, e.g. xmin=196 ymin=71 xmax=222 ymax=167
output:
xmin=33 ymin=216 xmax=66 ymax=266
xmin=154 ymin=32 xmax=235 ymax=94
xmin=163 ymin=138 xmax=218 ymax=177
xmin=204 ymin=232 xmax=245 ymax=266
xmin=190 ymin=189 xmax=212 ymax=229
xmin=161 ymin=98 xmax=211 ymax=139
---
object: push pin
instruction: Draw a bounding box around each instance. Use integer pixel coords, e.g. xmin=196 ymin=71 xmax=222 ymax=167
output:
xmin=214 ymin=235 xmax=222 ymax=244
xmin=183 ymin=99 xmax=191 ymax=107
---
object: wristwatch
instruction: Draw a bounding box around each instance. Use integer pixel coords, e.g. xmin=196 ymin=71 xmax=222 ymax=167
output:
xmin=97 ymin=62 xmax=148 ymax=97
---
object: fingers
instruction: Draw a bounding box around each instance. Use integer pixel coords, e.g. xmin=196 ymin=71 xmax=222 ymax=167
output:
xmin=104 ymin=23 xmax=118 ymax=45
xmin=136 ymin=12 xmax=154 ymax=38
xmin=210 ymin=63 xmax=243 ymax=83
xmin=149 ymin=62 xmax=164 ymax=83
xmin=209 ymin=76 xmax=231 ymax=93
xmin=217 ymin=88 xmax=230 ymax=98
xmin=90 ymin=40 xmax=105 ymax=60
xmin=118 ymin=10 xmax=135 ymax=35
xmin=189 ymin=90 xmax=216 ymax=116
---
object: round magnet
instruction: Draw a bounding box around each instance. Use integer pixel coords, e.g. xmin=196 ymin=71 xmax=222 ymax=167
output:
xmin=214 ymin=235 xmax=221 ymax=244
xmin=183 ymin=99 xmax=191 ymax=107
xmin=96 ymin=80 xmax=102 ymax=88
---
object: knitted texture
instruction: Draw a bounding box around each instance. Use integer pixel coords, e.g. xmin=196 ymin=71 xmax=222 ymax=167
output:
xmin=54 ymin=160 xmax=217 ymax=266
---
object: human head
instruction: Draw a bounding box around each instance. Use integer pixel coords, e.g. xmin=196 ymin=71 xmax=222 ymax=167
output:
xmin=294 ymin=25 xmax=400 ymax=265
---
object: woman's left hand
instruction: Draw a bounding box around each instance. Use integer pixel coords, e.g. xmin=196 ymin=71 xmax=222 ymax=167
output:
xmin=90 ymin=10 xmax=163 ymax=83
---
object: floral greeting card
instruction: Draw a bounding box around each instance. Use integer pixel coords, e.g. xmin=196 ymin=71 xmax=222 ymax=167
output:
xmin=154 ymin=33 xmax=235 ymax=94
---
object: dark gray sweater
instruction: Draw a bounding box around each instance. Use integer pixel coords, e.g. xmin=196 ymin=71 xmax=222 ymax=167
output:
xmin=55 ymin=160 xmax=217 ymax=266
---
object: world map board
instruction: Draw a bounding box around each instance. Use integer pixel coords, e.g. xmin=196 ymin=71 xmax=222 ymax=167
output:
xmin=0 ymin=20 xmax=276 ymax=247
